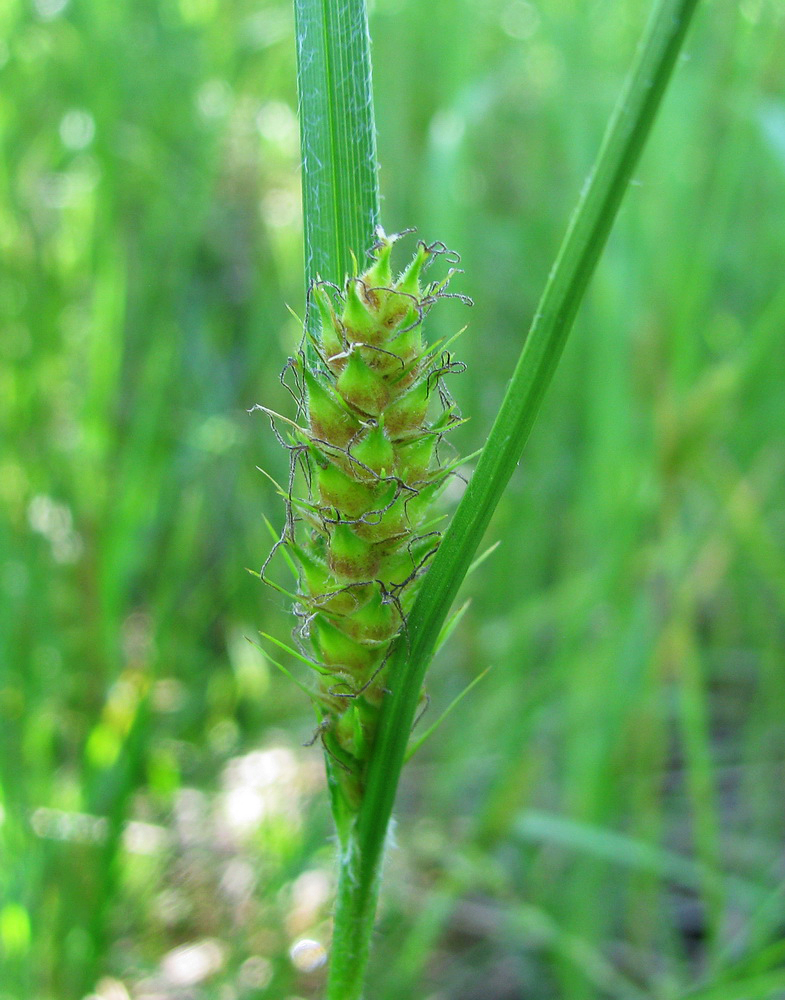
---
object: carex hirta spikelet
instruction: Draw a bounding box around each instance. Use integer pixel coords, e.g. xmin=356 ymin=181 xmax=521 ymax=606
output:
xmin=258 ymin=228 xmax=469 ymax=812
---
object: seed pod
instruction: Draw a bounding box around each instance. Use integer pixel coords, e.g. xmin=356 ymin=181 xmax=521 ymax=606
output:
xmin=261 ymin=228 xmax=469 ymax=811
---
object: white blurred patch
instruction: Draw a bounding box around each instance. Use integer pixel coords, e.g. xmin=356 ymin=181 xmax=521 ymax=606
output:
xmin=220 ymin=746 xmax=302 ymax=837
xmin=261 ymin=188 xmax=300 ymax=230
xmin=287 ymin=869 xmax=332 ymax=934
xmin=121 ymin=611 xmax=154 ymax=664
xmin=173 ymin=788 xmax=210 ymax=847
xmin=161 ymin=939 xmax=225 ymax=987
xmin=223 ymin=785 xmax=265 ymax=831
xmin=34 ymin=0 xmax=69 ymax=19
xmin=35 ymin=166 xmax=99 ymax=210
xmin=289 ymin=938 xmax=327 ymax=973
xmin=238 ymin=955 xmax=273 ymax=990
xmin=83 ymin=978 xmax=130 ymax=1000
xmin=197 ymin=79 xmax=232 ymax=119
xmin=500 ymin=1 xmax=540 ymax=40
xmin=27 ymin=495 xmax=83 ymax=563
xmin=60 ymin=109 xmax=95 ymax=150
xmin=153 ymin=888 xmax=191 ymax=927
xmin=256 ymin=100 xmax=298 ymax=150
xmin=123 ymin=821 xmax=169 ymax=856
xmin=192 ymin=414 xmax=239 ymax=454
xmin=242 ymin=8 xmax=291 ymax=50
xmin=151 ymin=678 xmax=186 ymax=713
xmin=220 ymin=858 xmax=256 ymax=904
xmin=31 ymin=807 xmax=107 ymax=845
xmin=429 ymin=110 xmax=465 ymax=150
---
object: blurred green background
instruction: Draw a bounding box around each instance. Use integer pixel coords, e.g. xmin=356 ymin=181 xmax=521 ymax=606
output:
xmin=2 ymin=0 xmax=785 ymax=997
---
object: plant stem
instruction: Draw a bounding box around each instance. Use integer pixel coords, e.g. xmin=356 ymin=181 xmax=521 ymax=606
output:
xmin=292 ymin=1 xmax=381 ymax=994
xmin=325 ymin=830 xmax=382 ymax=1000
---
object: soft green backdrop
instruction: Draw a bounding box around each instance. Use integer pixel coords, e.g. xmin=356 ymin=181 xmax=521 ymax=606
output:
xmin=2 ymin=1 xmax=784 ymax=998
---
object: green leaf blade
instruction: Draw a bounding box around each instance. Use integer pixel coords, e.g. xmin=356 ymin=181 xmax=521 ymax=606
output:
xmin=355 ymin=0 xmax=702 ymax=931
xmin=293 ymin=0 xmax=380 ymax=298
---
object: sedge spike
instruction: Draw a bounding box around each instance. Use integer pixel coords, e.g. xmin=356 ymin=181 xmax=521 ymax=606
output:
xmin=259 ymin=228 xmax=469 ymax=816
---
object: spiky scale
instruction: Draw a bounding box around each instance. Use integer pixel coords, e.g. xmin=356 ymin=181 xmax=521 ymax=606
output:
xmin=314 ymin=285 xmax=345 ymax=367
xmin=317 ymin=461 xmax=380 ymax=518
xmin=315 ymin=616 xmax=384 ymax=675
xmin=395 ymin=434 xmax=436 ymax=482
xmin=384 ymin=377 xmax=430 ymax=437
xmin=328 ymin=522 xmax=380 ymax=581
xmin=335 ymin=590 xmax=401 ymax=644
xmin=362 ymin=237 xmax=393 ymax=290
xmin=395 ymin=243 xmax=428 ymax=299
xmin=343 ymin=279 xmax=383 ymax=344
xmin=351 ymin=423 xmax=395 ymax=478
xmin=336 ymin=350 xmax=391 ymax=415
xmin=351 ymin=490 xmax=408 ymax=544
xmin=305 ymin=369 xmax=361 ymax=447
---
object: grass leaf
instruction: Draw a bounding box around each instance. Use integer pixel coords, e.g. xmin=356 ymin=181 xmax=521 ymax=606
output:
xmin=293 ymin=0 xmax=380 ymax=299
xmin=354 ymin=0 xmax=702 ymax=947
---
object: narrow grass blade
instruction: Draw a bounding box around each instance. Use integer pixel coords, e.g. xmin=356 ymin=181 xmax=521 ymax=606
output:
xmin=258 ymin=631 xmax=332 ymax=676
xmin=434 ymin=599 xmax=471 ymax=655
xmin=514 ymin=811 xmax=764 ymax=907
xmin=467 ymin=540 xmax=501 ymax=577
xmin=246 ymin=637 xmax=324 ymax=703
xmin=504 ymin=904 xmax=650 ymax=1000
xmin=678 ymin=970 xmax=785 ymax=1000
xmin=355 ymin=0 xmax=702 ymax=943
xmin=293 ymin=0 xmax=380 ymax=299
xmin=405 ymin=667 xmax=492 ymax=763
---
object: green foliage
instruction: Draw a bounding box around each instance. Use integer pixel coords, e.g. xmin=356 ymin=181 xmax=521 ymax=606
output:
xmin=2 ymin=0 xmax=785 ymax=998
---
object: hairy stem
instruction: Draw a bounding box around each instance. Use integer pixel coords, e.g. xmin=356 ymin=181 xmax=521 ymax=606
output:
xmin=325 ymin=829 xmax=382 ymax=1000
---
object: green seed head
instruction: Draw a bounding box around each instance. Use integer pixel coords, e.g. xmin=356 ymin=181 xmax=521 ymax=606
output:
xmin=317 ymin=461 xmax=379 ymax=518
xmin=260 ymin=228 xmax=469 ymax=811
xmin=383 ymin=377 xmax=430 ymax=437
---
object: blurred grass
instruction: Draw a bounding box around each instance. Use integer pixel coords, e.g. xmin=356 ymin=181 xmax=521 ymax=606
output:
xmin=1 ymin=0 xmax=784 ymax=998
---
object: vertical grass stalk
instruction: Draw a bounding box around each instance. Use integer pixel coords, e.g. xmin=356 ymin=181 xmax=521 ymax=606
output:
xmin=291 ymin=3 xmax=454 ymax=996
